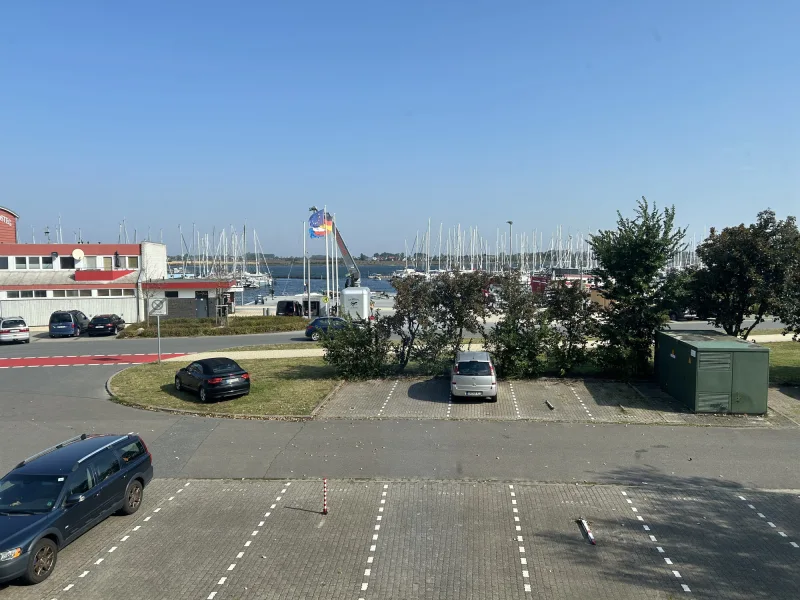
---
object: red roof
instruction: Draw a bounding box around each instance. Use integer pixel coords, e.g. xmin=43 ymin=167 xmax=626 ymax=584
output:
xmin=0 ymin=243 xmax=141 ymax=255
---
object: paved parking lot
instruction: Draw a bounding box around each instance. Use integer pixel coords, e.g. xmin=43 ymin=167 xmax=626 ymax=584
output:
xmin=3 ymin=479 xmax=797 ymax=600
xmin=317 ymin=378 xmax=795 ymax=427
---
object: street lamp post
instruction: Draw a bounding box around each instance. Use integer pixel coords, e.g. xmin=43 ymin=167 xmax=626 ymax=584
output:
xmin=506 ymin=220 xmax=513 ymax=270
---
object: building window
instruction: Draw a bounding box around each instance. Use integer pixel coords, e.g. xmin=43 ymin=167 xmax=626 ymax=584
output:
xmin=34 ymin=290 xmax=47 ymax=298
xmin=6 ymin=291 xmax=20 ymax=298
xmin=53 ymin=290 xmax=66 ymax=298
xmin=102 ymin=257 xmax=112 ymax=270
xmin=126 ymin=256 xmax=139 ymax=269
xmin=123 ymin=289 xmax=135 ymax=297
xmin=97 ymin=289 xmax=110 ymax=297
xmin=80 ymin=290 xmax=92 ymax=297
xmin=165 ymin=291 xmax=179 ymax=298
xmin=27 ymin=257 xmax=40 ymax=270
xmin=15 ymin=257 xmax=26 ymax=269
xmin=66 ymin=290 xmax=79 ymax=297
xmin=20 ymin=290 xmax=33 ymax=298
xmin=60 ymin=256 xmax=75 ymax=269
xmin=84 ymin=256 xmax=97 ymax=269
xmin=0 ymin=257 xmax=7 ymax=269
xmin=110 ymin=289 xmax=123 ymax=297
xmin=42 ymin=256 xmax=54 ymax=269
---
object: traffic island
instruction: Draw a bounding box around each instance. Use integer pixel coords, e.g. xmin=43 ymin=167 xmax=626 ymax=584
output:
xmin=107 ymin=357 xmax=340 ymax=419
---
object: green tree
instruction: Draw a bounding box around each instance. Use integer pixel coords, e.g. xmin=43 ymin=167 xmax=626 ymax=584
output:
xmin=428 ymin=271 xmax=491 ymax=358
xmin=544 ymin=281 xmax=599 ymax=374
xmin=778 ymin=265 xmax=800 ymax=341
xmin=319 ymin=316 xmax=391 ymax=380
xmin=483 ymin=271 xmax=552 ymax=378
xmin=692 ymin=210 xmax=800 ymax=338
xmin=590 ymin=197 xmax=686 ymax=377
xmin=386 ymin=276 xmax=435 ymax=372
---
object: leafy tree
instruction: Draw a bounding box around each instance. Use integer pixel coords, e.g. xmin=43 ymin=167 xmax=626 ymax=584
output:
xmin=386 ymin=276 xmax=434 ymax=372
xmin=428 ymin=271 xmax=491 ymax=358
xmin=320 ymin=316 xmax=391 ymax=380
xmin=483 ymin=271 xmax=552 ymax=378
xmin=590 ymin=197 xmax=686 ymax=377
xmin=544 ymin=281 xmax=599 ymax=374
xmin=661 ymin=266 xmax=697 ymax=320
xmin=778 ymin=265 xmax=800 ymax=340
xmin=692 ymin=210 xmax=800 ymax=338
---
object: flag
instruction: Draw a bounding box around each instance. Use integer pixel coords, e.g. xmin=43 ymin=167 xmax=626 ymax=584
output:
xmin=309 ymin=209 xmax=333 ymax=237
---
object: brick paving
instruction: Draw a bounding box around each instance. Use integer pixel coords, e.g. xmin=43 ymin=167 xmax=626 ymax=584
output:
xmin=3 ymin=479 xmax=799 ymax=600
xmin=319 ymin=378 xmax=796 ymax=428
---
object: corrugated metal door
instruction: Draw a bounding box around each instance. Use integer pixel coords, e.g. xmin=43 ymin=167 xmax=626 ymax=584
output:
xmin=696 ymin=351 xmax=732 ymax=412
xmin=731 ymin=351 xmax=769 ymax=414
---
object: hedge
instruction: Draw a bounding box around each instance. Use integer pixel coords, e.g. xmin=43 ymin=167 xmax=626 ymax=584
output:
xmin=117 ymin=316 xmax=308 ymax=338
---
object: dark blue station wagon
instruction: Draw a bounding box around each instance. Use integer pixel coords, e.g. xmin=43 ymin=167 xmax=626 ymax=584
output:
xmin=0 ymin=433 xmax=153 ymax=585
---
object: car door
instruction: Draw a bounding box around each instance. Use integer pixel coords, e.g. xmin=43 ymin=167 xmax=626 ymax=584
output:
xmin=86 ymin=449 xmax=125 ymax=518
xmin=184 ymin=363 xmax=203 ymax=391
xmin=60 ymin=466 xmax=103 ymax=544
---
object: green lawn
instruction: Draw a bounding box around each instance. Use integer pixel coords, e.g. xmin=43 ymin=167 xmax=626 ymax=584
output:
xmin=109 ymin=358 xmax=338 ymax=416
xmin=765 ymin=342 xmax=800 ymax=385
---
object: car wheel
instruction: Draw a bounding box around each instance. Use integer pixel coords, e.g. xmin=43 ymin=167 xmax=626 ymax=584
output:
xmin=199 ymin=387 xmax=207 ymax=402
xmin=24 ymin=339 xmax=30 ymax=344
xmin=489 ymin=395 xmax=498 ymax=403
xmin=73 ymin=328 xmax=80 ymax=338
xmin=311 ymin=331 xmax=321 ymax=341
xmin=175 ymin=377 xmax=182 ymax=392
xmin=120 ymin=480 xmax=143 ymax=515
xmin=22 ymin=538 xmax=58 ymax=585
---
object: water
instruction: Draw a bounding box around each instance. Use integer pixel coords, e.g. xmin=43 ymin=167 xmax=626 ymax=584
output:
xmin=238 ymin=264 xmax=400 ymax=304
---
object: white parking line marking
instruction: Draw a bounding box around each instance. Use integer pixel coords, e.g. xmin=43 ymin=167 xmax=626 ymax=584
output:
xmin=791 ymin=542 xmax=799 ymax=548
xmin=271 ymin=504 xmax=276 ymax=509
xmin=779 ymin=532 xmax=787 ymax=537
xmin=252 ymin=530 xmax=259 ymax=536
xmin=245 ymin=541 xmax=252 ymax=547
xmin=259 ymin=521 xmax=265 ymax=526
xmin=227 ymin=564 xmax=236 ymax=571
xmin=657 ymin=546 xmax=664 ymax=553
xmin=361 ymin=583 xmax=368 ymax=591
xmin=79 ymin=571 xmax=89 ymax=578
xmin=120 ymin=535 xmax=129 ymax=541
xmin=218 ymin=577 xmax=226 ymax=585
xmin=665 ymin=558 xmax=673 ymax=565
xmin=94 ymin=558 xmax=104 ymax=565
xmin=682 ymin=584 xmax=692 ymax=592
xmin=64 ymin=584 xmax=74 ymax=591
xmin=673 ymin=571 xmax=682 ymax=578
xmin=133 ymin=526 xmax=140 ymax=531
xmin=144 ymin=516 xmax=151 ymax=521
xmin=108 ymin=547 xmax=117 ymax=553
xmin=757 ymin=513 xmax=765 ymax=518
xmin=768 ymin=522 xmax=776 ymax=527
xmin=237 ymin=551 xmax=244 ymax=558
xmin=367 ymin=556 xmax=374 ymax=563
xmin=207 ymin=593 xmax=217 ymax=600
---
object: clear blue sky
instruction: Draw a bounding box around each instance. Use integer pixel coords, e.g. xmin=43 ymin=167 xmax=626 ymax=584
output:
xmin=1 ymin=1 xmax=798 ymax=256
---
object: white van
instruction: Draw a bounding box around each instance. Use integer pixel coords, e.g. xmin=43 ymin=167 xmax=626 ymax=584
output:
xmin=451 ymin=351 xmax=497 ymax=402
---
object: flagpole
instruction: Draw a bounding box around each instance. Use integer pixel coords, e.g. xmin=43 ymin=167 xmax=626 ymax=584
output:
xmin=333 ymin=213 xmax=339 ymax=312
xmin=303 ymin=220 xmax=308 ymax=318
xmin=324 ymin=205 xmax=330 ymax=312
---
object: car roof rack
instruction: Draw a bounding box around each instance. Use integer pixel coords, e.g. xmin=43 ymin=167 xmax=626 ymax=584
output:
xmin=15 ymin=434 xmax=89 ymax=469
xmin=73 ymin=435 xmax=130 ymax=470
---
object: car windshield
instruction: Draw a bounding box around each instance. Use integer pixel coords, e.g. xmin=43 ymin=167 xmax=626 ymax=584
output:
xmin=208 ymin=360 xmax=241 ymax=374
xmin=2 ymin=319 xmax=25 ymax=328
xmin=457 ymin=361 xmax=492 ymax=376
xmin=0 ymin=474 xmax=65 ymax=513
xmin=50 ymin=314 xmax=72 ymax=324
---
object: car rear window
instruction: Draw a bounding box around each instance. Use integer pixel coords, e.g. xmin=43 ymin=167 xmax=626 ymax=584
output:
xmin=1 ymin=319 xmax=25 ymax=328
xmin=118 ymin=439 xmax=146 ymax=463
xmin=209 ymin=360 xmax=241 ymax=374
xmin=92 ymin=317 xmax=112 ymax=324
xmin=50 ymin=313 xmax=72 ymax=323
xmin=457 ymin=361 xmax=492 ymax=376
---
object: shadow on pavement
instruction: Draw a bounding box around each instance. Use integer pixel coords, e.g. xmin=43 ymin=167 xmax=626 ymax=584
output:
xmin=407 ymin=379 xmax=450 ymax=404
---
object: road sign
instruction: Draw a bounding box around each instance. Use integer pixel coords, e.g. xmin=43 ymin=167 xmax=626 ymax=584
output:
xmin=149 ymin=298 xmax=168 ymax=316
xmin=322 ymin=296 xmax=330 ymax=304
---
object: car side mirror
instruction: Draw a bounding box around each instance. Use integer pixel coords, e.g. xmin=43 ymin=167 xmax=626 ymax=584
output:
xmin=65 ymin=493 xmax=85 ymax=507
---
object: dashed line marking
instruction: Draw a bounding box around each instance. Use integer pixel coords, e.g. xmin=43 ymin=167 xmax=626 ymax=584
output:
xmin=79 ymin=571 xmax=89 ymax=578
xmin=63 ymin=583 xmax=74 ymax=591
xmin=508 ymin=484 xmax=531 ymax=593
xmin=739 ymin=496 xmax=799 ymax=548
xmin=625 ymin=491 xmax=691 ymax=594
xmin=378 ymin=381 xmax=399 ymax=416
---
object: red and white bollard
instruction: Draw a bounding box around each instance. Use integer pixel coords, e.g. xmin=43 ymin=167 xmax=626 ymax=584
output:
xmin=579 ymin=518 xmax=596 ymax=545
xmin=322 ymin=478 xmax=328 ymax=515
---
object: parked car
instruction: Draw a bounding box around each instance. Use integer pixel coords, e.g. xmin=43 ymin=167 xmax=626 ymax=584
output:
xmin=48 ymin=311 xmax=90 ymax=338
xmin=0 ymin=317 xmax=30 ymax=344
xmin=87 ymin=314 xmax=125 ymax=336
xmin=451 ymin=351 xmax=497 ymax=402
xmin=305 ymin=317 xmax=348 ymax=341
xmin=0 ymin=433 xmax=153 ymax=585
xmin=174 ymin=357 xmax=250 ymax=402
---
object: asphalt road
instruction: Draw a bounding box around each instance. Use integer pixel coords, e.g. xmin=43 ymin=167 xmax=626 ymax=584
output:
xmin=1 ymin=366 xmax=799 ymax=490
xmin=0 ymin=317 xmax=787 ymax=359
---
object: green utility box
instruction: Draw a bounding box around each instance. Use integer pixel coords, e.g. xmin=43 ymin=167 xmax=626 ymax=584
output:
xmin=654 ymin=330 xmax=769 ymax=414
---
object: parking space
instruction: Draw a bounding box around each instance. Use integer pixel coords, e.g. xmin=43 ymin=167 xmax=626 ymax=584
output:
xmin=3 ymin=479 xmax=798 ymax=599
xmin=318 ymin=378 xmax=795 ymax=427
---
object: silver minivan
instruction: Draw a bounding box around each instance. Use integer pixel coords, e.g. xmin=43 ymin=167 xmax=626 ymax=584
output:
xmin=451 ymin=351 xmax=497 ymax=402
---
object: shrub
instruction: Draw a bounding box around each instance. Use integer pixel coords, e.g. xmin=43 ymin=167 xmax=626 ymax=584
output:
xmin=545 ymin=281 xmax=599 ymax=375
xmin=118 ymin=316 xmax=308 ymax=338
xmin=320 ymin=316 xmax=392 ymax=380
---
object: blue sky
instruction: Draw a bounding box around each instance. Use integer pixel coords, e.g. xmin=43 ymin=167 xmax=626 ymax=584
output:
xmin=1 ymin=1 xmax=798 ymax=255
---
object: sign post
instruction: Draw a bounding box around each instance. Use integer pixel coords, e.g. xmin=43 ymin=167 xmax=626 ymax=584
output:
xmin=148 ymin=299 xmax=168 ymax=363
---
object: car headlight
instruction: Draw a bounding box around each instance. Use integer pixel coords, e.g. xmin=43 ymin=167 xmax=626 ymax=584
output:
xmin=0 ymin=548 xmax=22 ymax=561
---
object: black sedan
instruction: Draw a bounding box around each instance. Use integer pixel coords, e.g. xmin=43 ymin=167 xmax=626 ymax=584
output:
xmin=174 ymin=358 xmax=250 ymax=402
xmin=305 ymin=317 xmax=348 ymax=341
xmin=87 ymin=314 xmax=125 ymax=336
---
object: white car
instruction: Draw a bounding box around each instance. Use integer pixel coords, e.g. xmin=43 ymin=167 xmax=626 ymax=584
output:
xmin=0 ymin=316 xmax=30 ymax=344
